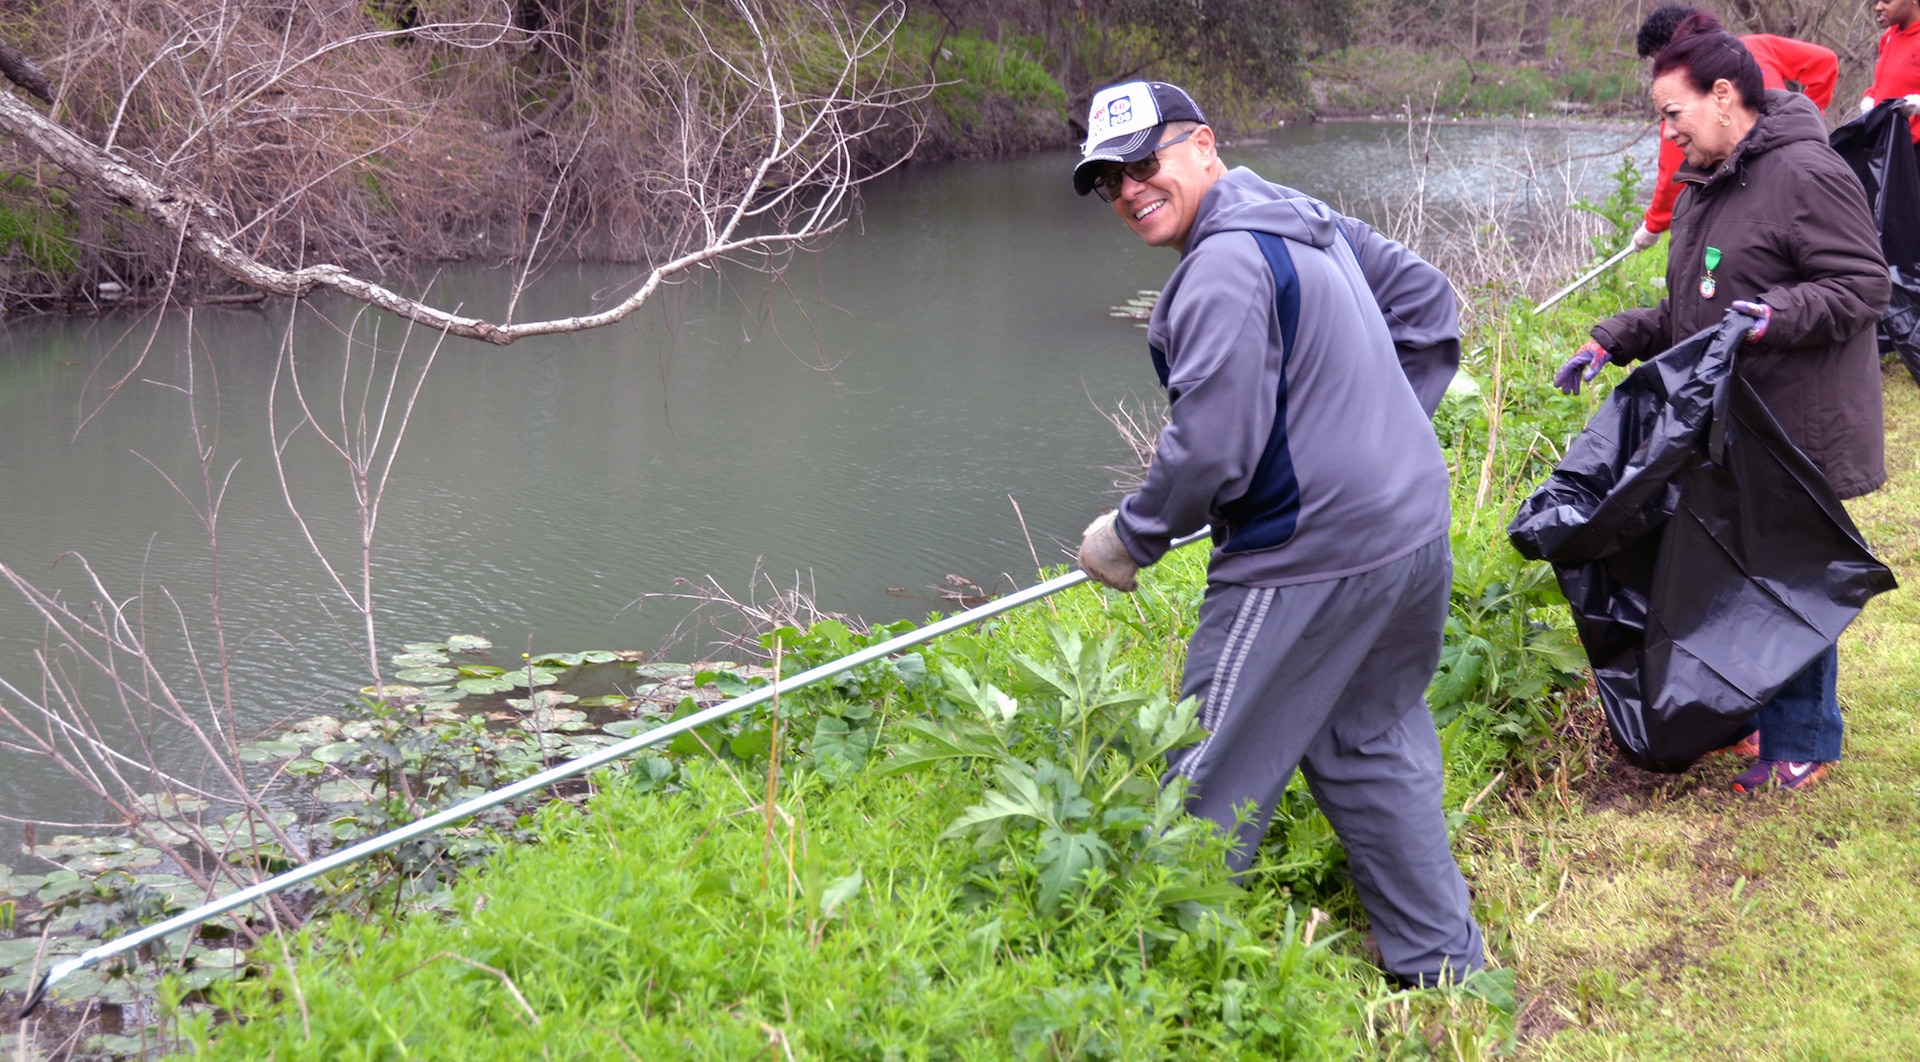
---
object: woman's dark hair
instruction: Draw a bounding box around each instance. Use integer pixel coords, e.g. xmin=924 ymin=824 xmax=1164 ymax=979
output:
xmin=1637 ymin=5 xmax=1699 ymax=59
xmin=1652 ymin=11 xmax=1764 ymax=108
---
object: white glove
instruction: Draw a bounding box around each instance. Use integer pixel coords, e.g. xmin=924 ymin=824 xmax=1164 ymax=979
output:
xmin=1861 ymin=95 xmax=1877 ymax=117
xmin=1077 ymin=511 xmax=1139 ymax=592
xmin=1630 ymin=223 xmax=1659 ymax=252
xmin=1901 ymin=94 xmax=1920 ymax=117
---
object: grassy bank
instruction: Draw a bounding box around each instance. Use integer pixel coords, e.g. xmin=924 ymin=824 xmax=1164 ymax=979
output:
xmin=1474 ymin=373 xmax=1920 ymax=1058
xmin=143 ymin=238 xmax=1656 ymax=1060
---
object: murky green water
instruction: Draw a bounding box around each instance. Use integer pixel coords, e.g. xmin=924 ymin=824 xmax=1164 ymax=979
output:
xmin=0 ymin=120 xmax=1652 ymax=837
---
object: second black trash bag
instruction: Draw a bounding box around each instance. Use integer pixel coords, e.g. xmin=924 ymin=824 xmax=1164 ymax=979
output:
xmin=1509 ymin=318 xmax=1897 ymax=773
xmin=1830 ymin=100 xmax=1920 ymax=388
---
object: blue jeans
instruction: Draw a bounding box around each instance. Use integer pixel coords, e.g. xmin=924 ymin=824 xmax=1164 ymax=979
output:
xmin=1749 ymin=644 xmax=1843 ymax=763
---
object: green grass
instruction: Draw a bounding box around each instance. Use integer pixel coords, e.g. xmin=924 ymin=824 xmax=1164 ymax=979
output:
xmin=177 ymin=560 xmax=1403 ymax=1059
xmin=1473 ymin=373 xmax=1920 ymax=1057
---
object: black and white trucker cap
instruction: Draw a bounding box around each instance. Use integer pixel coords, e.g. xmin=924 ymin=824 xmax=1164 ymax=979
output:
xmin=1072 ymin=81 xmax=1209 ymax=196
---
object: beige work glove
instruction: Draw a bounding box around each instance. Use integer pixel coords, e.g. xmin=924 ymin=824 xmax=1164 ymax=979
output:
xmin=1630 ymin=222 xmax=1659 ymax=252
xmin=1078 ymin=511 xmax=1139 ymax=592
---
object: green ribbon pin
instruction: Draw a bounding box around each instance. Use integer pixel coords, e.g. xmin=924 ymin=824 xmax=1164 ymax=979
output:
xmin=1704 ymin=246 xmax=1721 ymax=271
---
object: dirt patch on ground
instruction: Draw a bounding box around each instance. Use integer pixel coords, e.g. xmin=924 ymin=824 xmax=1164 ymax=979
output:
xmin=1511 ymin=690 xmax=1745 ymax=814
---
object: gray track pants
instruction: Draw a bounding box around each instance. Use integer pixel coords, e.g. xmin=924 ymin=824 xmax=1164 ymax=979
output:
xmin=1167 ymin=536 xmax=1483 ymax=984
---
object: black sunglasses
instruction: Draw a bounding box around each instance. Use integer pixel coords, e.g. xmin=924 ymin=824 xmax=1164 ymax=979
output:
xmin=1091 ymin=130 xmax=1197 ymax=203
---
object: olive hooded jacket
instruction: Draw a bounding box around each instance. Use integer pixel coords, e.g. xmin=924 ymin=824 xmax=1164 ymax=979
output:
xmin=1592 ymin=90 xmax=1890 ymax=498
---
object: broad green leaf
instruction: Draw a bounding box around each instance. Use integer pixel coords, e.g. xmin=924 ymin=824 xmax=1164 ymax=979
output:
xmin=445 ymin=634 xmax=493 ymax=652
xmin=729 ymin=727 xmax=772 ymax=760
xmin=1035 ymin=828 xmax=1112 ymax=912
xmin=818 ymin=869 xmax=863 ymax=918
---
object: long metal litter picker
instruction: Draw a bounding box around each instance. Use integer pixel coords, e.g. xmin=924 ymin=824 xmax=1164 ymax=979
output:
xmin=1531 ymin=242 xmax=1636 ymax=316
xmin=21 ymin=528 xmax=1211 ymax=1015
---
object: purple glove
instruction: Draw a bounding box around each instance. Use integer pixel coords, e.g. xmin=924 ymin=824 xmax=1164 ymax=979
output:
xmin=1553 ymin=339 xmax=1610 ymax=395
xmin=1729 ymin=300 xmax=1770 ymax=344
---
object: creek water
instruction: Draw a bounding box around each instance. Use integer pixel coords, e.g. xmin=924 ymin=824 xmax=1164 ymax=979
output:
xmin=0 ymin=119 xmax=1653 ymax=840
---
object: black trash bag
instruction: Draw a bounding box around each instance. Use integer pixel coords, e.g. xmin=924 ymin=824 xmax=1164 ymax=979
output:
xmin=1508 ymin=317 xmax=1897 ymax=773
xmin=1830 ymin=101 xmax=1920 ymax=387
xmin=1886 ymin=266 xmax=1920 ymax=388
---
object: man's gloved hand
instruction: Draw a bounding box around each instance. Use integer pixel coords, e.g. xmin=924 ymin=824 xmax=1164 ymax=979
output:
xmin=1078 ymin=511 xmax=1139 ymax=593
xmin=1861 ymin=95 xmax=1877 ymax=117
xmin=1630 ymin=223 xmax=1660 ymax=252
xmin=1552 ymin=339 xmax=1610 ymax=395
xmin=1729 ymin=299 xmax=1771 ymax=344
xmin=1900 ymin=94 xmax=1920 ymax=117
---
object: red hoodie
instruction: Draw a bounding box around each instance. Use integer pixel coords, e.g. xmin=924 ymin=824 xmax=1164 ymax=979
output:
xmin=1867 ymin=20 xmax=1920 ymax=143
xmin=1643 ymin=34 xmax=1839 ymax=234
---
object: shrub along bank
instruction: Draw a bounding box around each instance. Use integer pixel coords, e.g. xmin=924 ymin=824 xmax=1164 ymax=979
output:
xmin=150 ymin=217 xmax=1683 ymax=1059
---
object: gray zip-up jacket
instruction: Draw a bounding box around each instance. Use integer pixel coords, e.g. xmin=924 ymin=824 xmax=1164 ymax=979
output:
xmin=1113 ymin=167 xmax=1454 ymax=586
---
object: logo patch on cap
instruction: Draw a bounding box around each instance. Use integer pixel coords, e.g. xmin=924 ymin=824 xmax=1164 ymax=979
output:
xmin=1084 ymin=83 xmax=1162 ymax=153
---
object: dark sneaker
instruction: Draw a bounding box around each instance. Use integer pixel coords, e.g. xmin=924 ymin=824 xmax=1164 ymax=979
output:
xmin=1731 ymin=759 xmax=1828 ymax=794
xmin=1713 ymin=731 xmax=1761 ymax=759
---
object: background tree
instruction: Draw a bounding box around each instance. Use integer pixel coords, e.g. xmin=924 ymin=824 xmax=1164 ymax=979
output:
xmin=0 ymin=0 xmax=928 ymax=341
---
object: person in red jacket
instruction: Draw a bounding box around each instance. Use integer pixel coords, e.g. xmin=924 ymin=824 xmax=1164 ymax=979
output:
xmin=1630 ymin=5 xmax=1839 ymax=250
xmin=1862 ymin=0 xmax=1920 ymax=143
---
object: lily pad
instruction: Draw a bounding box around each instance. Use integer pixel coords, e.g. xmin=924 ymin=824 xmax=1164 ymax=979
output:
xmin=418 ymin=685 xmax=467 ymax=701
xmin=187 ymin=945 xmax=247 ymax=973
xmin=284 ymin=758 xmax=326 ymax=777
xmin=504 ymin=690 xmax=578 ymax=712
xmin=504 ymin=668 xmax=561 ymax=688
xmin=446 ymin=634 xmax=493 ymax=652
xmin=602 ymin=719 xmax=659 ymax=739
xmin=340 ymin=720 xmax=380 ymax=741
xmin=313 ymin=778 xmax=378 ymax=804
xmin=529 ymin=652 xmax=583 ymax=668
xmin=395 ymin=667 xmax=460 ymax=684
xmin=0 ymin=873 xmax=47 ymax=901
xmin=33 ymin=834 xmax=141 ymax=858
xmin=311 ymin=742 xmax=362 ymax=765
xmin=391 ymin=652 xmax=450 ymax=669
xmin=62 ymin=847 xmax=163 ymax=873
xmin=403 ymin=641 xmax=449 ymax=654
xmin=0 ymin=936 xmax=49 ymax=971
xmin=286 ymin=716 xmax=344 ymax=745
xmin=456 ymin=676 xmax=514 ymax=695
xmin=239 ymin=739 xmax=304 ymax=763
xmin=517 ymin=708 xmax=590 ymax=733
xmin=575 ymin=694 xmax=632 ymax=709
xmin=632 ymin=662 xmax=692 ymax=679
xmin=360 ymin=684 xmax=423 ymax=700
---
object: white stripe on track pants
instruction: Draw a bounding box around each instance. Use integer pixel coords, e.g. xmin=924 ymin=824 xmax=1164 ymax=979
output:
xmin=1168 ymin=535 xmax=1483 ymax=984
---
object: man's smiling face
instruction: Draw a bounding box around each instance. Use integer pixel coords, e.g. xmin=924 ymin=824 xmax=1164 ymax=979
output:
xmin=1106 ymin=125 xmax=1219 ymax=253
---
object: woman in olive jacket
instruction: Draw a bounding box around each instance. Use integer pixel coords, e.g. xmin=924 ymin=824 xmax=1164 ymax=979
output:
xmin=1552 ymin=12 xmax=1890 ymax=793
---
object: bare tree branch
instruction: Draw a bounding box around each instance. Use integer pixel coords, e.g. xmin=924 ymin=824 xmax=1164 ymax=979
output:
xmin=0 ymin=0 xmax=928 ymax=338
xmin=0 ymin=37 xmax=52 ymax=103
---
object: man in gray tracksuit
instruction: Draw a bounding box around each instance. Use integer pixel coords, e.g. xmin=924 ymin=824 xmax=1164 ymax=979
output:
xmin=1071 ymin=80 xmax=1483 ymax=986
